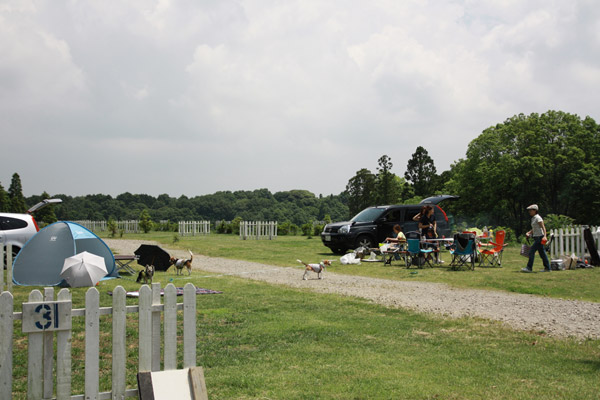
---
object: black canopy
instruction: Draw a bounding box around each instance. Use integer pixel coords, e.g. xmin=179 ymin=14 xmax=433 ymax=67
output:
xmin=134 ymin=244 xmax=171 ymax=271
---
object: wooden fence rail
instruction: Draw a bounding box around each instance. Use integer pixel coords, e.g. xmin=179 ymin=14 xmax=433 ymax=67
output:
xmin=239 ymin=221 xmax=278 ymax=240
xmin=179 ymin=221 xmax=211 ymax=236
xmin=549 ymin=225 xmax=600 ymax=260
xmin=0 ymin=282 xmax=197 ymax=399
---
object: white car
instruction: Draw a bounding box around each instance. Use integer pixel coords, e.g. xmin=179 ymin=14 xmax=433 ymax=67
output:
xmin=1 ymin=198 xmax=62 ymax=262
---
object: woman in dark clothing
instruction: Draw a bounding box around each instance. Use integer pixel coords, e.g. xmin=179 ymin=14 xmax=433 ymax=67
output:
xmin=418 ymin=206 xmax=440 ymax=263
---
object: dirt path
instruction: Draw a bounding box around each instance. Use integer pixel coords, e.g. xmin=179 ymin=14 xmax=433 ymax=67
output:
xmin=106 ymin=239 xmax=600 ymax=339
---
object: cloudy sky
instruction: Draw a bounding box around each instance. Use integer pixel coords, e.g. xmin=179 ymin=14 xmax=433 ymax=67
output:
xmin=1 ymin=0 xmax=599 ymax=198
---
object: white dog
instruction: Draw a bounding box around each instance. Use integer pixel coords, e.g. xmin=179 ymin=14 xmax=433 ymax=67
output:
xmin=297 ymin=259 xmax=331 ymax=280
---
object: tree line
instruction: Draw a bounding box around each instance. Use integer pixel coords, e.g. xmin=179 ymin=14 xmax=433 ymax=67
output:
xmin=3 ymin=110 xmax=598 ymax=238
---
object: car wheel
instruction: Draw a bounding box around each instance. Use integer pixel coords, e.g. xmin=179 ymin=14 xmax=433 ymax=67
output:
xmin=3 ymin=246 xmax=20 ymax=269
xmin=355 ymin=235 xmax=375 ymax=249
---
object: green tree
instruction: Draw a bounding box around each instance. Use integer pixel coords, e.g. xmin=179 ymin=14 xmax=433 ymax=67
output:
xmin=0 ymin=182 xmax=9 ymax=212
xmin=448 ymin=110 xmax=600 ymax=234
xmin=139 ymin=209 xmax=153 ymax=233
xmin=34 ymin=191 xmax=58 ymax=225
xmin=376 ymin=155 xmax=396 ymax=204
xmin=345 ymin=168 xmax=377 ymax=216
xmin=404 ymin=147 xmax=437 ymax=197
xmin=8 ymin=173 xmax=27 ymax=213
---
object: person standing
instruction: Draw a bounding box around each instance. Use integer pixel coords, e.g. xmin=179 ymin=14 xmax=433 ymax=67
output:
xmin=521 ymin=204 xmax=551 ymax=272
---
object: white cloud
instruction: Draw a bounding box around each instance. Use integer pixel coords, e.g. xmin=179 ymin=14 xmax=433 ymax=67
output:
xmin=1 ymin=0 xmax=599 ymax=197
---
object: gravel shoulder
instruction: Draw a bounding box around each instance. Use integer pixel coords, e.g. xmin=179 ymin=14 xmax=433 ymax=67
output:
xmin=106 ymin=239 xmax=600 ymax=339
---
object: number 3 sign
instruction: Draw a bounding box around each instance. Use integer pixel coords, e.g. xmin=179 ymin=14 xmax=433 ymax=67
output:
xmin=22 ymin=301 xmax=72 ymax=333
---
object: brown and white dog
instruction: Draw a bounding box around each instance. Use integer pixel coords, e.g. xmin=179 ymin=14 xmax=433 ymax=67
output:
xmin=297 ymin=259 xmax=331 ymax=280
xmin=170 ymin=250 xmax=193 ymax=276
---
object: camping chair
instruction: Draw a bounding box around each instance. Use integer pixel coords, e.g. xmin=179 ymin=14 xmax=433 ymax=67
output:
xmin=405 ymin=231 xmax=433 ymax=268
xmin=450 ymin=232 xmax=476 ymax=270
xmin=478 ymin=230 xmax=506 ymax=267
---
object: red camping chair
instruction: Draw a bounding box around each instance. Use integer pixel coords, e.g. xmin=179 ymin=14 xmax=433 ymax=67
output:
xmin=478 ymin=230 xmax=506 ymax=267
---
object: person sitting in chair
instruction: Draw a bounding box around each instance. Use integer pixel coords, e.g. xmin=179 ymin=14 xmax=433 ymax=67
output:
xmin=383 ymin=225 xmax=406 ymax=264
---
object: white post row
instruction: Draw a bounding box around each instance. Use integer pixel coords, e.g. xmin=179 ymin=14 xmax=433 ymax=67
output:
xmin=1 ymin=282 xmax=198 ymax=399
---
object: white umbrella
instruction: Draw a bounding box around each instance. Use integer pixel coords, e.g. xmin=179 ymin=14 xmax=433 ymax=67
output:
xmin=61 ymin=251 xmax=108 ymax=288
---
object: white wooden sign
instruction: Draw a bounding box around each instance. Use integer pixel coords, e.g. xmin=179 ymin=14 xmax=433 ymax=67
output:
xmin=22 ymin=300 xmax=72 ymax=333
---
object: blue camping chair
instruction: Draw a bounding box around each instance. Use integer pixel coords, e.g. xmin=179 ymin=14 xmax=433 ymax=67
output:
xmin=450 ymin=233 xmax=477 ymax=270
xmin=405 ymin=231 xmax=434 ymax=268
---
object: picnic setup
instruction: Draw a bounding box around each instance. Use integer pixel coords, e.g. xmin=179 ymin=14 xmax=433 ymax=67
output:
xmin=366 ymin=228 xmax=534 ymax=270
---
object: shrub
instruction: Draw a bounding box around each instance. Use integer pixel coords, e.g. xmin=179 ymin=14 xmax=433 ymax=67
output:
xmin=107 ymin=218 xmax=118 ymax=238
xmin=289 ymin=224 xmax=299 ymax=236
xmin=278 ymin=221 xmax=291 ymax=236
xmin=313 ymin=223 xmax=325 ymax=237
xmin=231 ymin=216 xmax=243 ymax=235
xmin=544 ymin=214 xmax=575 ymax=231
xmin=139 ymin=209 xmax=153 ymax=233
xmin=301 ymin=222 xmax=312 ymax=237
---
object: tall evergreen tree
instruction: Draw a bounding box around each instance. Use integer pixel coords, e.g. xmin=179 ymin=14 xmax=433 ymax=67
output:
xmin=0 ymin=182 xmax=10 ymax=212
xmin=404 ymin=147 xmax=437 ymax=197
xmin=8 ymin=173 xmax=27 ymax=213
xmin=345 ymin=168 xmax=377 ymax=216
xmin=376 ymin=155 xmax=395 ymax=204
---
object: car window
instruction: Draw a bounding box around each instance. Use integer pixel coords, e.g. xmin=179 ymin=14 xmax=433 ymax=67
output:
xmin=351 ymin=208 xmax=386 ymax=223
xmin=384 ymin=209 xmax=402 ymax=222
xmin=0 ymin=216 xmax=29 ymax=231
xmin=404 ymin=208 xmax=420 ymax=222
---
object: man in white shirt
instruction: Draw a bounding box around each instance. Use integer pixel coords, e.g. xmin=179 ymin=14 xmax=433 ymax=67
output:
xmin=521 ymin=204 xmax=550 ymax=273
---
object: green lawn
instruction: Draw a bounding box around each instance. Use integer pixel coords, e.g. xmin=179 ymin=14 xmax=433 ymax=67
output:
xmin=8 ymin=273 xmax=600 ymax=399
xmin=104 ymin=232 xmax=600 ymax=303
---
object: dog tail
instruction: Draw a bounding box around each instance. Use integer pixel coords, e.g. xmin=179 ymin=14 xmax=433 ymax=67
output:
xmin=188 ymin=250 xmax=193 ymax=261
xmin=297 ymin=259 xmax=307 ymax=266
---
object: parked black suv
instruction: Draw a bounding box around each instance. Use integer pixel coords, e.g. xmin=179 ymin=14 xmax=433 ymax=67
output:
xmin=321 ymin=195 xmax=458 ymax=254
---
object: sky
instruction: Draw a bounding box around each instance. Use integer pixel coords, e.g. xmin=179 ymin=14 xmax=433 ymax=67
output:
xmin=1 ymin=0 xmax=599 ymax=198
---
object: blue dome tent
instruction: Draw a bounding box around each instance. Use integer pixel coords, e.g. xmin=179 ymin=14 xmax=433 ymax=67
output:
xmin=12 ymin=221 xmax=117 ymax=286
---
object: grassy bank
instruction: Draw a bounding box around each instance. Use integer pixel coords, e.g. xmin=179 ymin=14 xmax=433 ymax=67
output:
xmin=104 ymin=232 xmax=600 ymax=302
xmin=8 ymin=273 xmax=600 ymax=399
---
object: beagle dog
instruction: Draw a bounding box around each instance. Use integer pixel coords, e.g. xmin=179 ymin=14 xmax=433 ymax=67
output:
xmin=170 ymin=250 xmax=193 ymax=276
xmin=297 ymin=259 xmax=331 ymax=280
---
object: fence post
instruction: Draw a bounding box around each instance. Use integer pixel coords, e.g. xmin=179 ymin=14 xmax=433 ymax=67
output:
xmin=139 ymin=285 xmax=152 ymax=372
xmin=85 ymin=287 xmax=100 ymax=400
xmin=56 ymin=288 xmax=72 ymax=400
xmin=112 ymin=286 xmax=127 ymax=399
xmin=27 ymin=289 xmax=43 ymax=400
xmin=183 ymin=283 xmax=196 ymax=368
xmin=0 ymin=246 xmax=4 ymax=292
xmin=6 ymin=245 xmax=12 ymax=292
xmin=151 ymin=283 xmax=161 ymax=372
xmin=43 ymin=288 xmax=54 ymax=399
xmin=164 ymin=284 xmax=177 ymax=370
xmin=0 ymin=291 xmax=13 ymax=400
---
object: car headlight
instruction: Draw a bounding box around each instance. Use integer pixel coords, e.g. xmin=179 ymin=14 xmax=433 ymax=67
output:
xmin=339 ymin=224 xmax=351 ymax=234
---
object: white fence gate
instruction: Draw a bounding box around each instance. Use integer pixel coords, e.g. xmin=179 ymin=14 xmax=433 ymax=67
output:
xmin=239 ymin=221 xmax=278 ymax=240
xmin=0 ymin=282 xmax=197 ymax=399
xmin=179 ymin=221 xmax=211 ymax=236
xmin=548 ymin=225 xmax=600 ymax=260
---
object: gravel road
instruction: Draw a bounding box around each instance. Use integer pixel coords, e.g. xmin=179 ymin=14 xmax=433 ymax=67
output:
xmin=106 ymin=239 xmax=600 ymax=339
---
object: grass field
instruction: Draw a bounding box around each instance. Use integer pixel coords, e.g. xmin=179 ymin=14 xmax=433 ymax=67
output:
xmin=7 ymin=233 xmax=600 ymax=399
xmin=8 ymin=272 xmax=600 ymax=399
xmin=104 ymin=232 xmax=600 ymax=303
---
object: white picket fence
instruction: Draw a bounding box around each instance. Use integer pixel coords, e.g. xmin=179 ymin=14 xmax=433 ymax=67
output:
xmin=73 ymin=220 xmax=140 ymax=233
xmin=179 ymin=221 xmax=211 ymax=236
xmin=239 ymin=221 xmax=278 ymax=240
xmin=548 ymin=225 xmax=600 ymax=260
xmin=0 ymin=245 xmax=14 ymax=293
xmin=0 ymin=282 xmax=197 ymax=399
